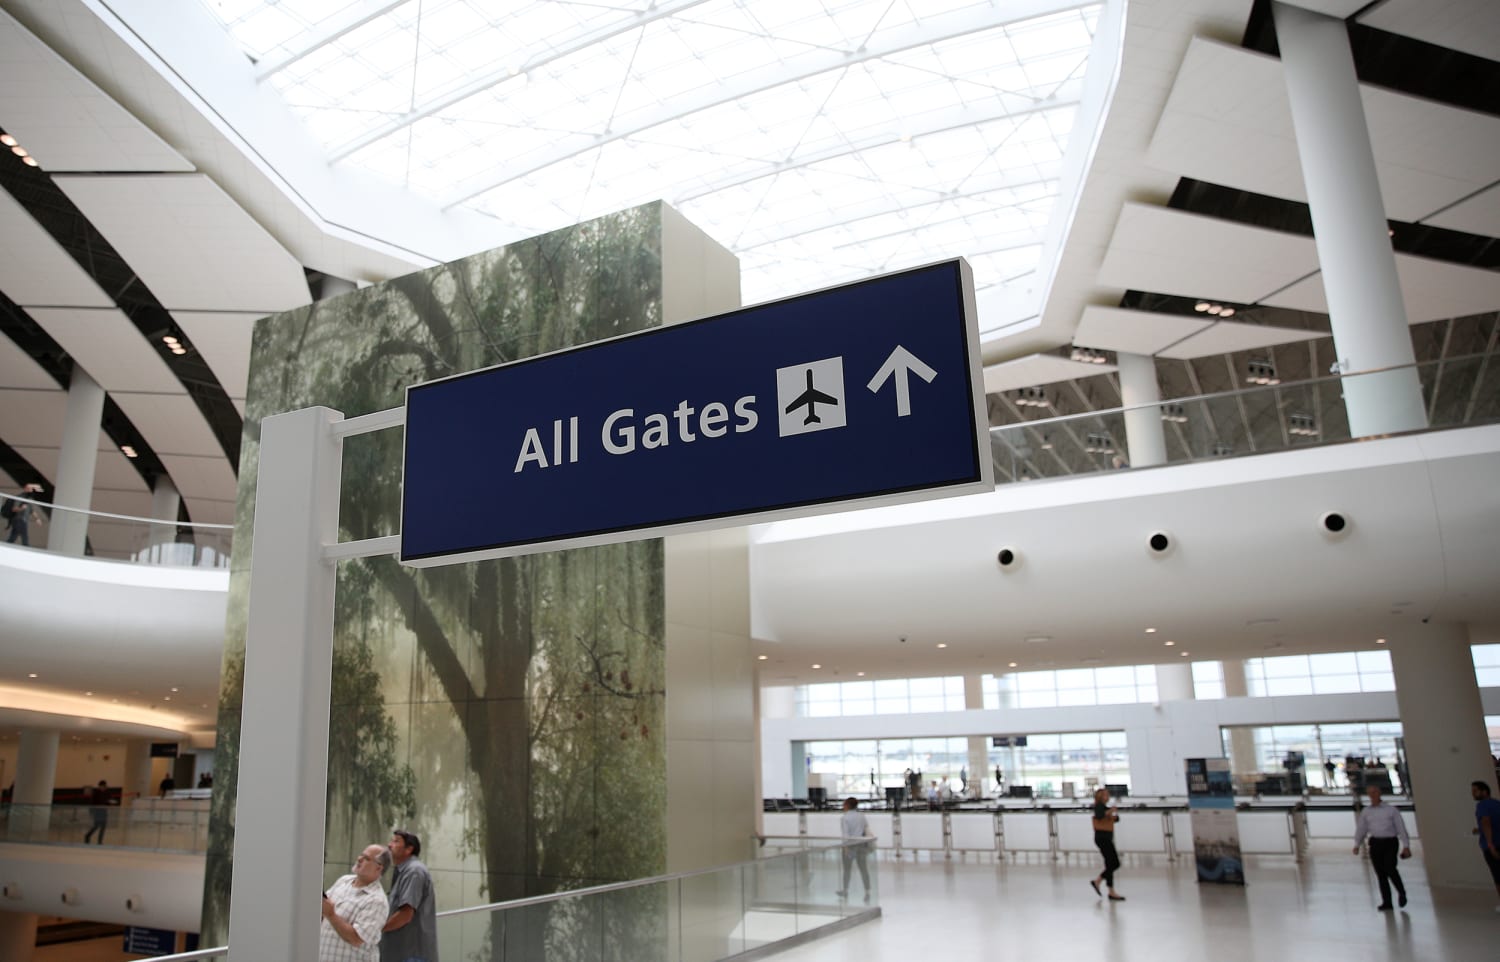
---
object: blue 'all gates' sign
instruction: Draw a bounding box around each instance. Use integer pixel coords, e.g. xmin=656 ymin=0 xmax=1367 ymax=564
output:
xmin=400 ymin=259 xmax=991 ymax=566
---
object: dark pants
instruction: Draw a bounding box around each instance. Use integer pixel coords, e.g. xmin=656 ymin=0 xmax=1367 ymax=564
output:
xmin=1095 ymin=831 xmax=1120 ymax=887
xmin=6 ymin=516 xmax=27 ymax=545
xmin=85 ymin=808 xmax=107 ymax=844
xmin=841 ymin=842 xmax=870 ymax=894
xmin=1369 ymin=837 xmax=1405 ymax=905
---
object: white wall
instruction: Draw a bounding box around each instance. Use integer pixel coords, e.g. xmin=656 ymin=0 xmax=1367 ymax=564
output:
xmin=760 ymin=688 xmax=1500 ymax=798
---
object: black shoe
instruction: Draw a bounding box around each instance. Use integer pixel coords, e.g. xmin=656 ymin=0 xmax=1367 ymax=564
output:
xmin=1398 ymin=892 xmax=1408 ymax=908
xmin=1377 ymin=903 xmax=1393 ymax=911
xmin=1090 ymin=879 xmax=1101 ymax=897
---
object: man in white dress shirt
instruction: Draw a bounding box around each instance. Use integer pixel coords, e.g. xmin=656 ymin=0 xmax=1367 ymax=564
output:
xmin=1353 ymin=785 xmax=1410 ymax=910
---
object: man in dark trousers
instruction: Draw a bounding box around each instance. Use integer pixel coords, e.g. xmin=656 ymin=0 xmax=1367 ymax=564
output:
xmin=84 ymin=780 xmax=111 ymax=843
xmin=382 ymin=829 xmax=438 ymax=962
xmin=1353 ymin=784 xmax=1410 ymax=910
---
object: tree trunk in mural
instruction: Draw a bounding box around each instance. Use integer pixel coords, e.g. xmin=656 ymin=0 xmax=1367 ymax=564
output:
xmin=202 ymin=207 xmax=670 ymax=959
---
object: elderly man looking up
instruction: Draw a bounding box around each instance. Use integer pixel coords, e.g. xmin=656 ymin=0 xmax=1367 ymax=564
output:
xmin=321 ymin=844 xmax=392 ymax=962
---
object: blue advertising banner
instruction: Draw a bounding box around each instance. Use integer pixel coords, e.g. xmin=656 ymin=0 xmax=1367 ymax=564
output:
xmin=401 ymin=259 xmax=990 ymax=565
xmin=1186 ymin=757 xmax=1245 ymax=885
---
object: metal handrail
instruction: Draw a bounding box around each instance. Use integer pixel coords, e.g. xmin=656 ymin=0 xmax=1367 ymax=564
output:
xmin=0 ymin=492 xmax=233 ymax=530
xmin=987 ymin=352 xmax=1488 ymax=432
xmin=435 ymin=838 xmax=866 ymax=920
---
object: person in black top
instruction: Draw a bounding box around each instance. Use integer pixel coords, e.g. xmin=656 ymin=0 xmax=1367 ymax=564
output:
xmin=1089 ymin=788 xmax=1124 ymax=901
xmin=84 ymin=780 xmax=111 ymax=844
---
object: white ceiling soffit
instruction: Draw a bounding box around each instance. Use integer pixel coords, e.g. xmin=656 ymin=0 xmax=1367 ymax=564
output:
xmin=1266 ymin=251 xmax=1500 ymax=323
xmin=1098 ymin=203 xmax=1318 ymax=304
xmin=0 ymin=334 xmax=60 ymax=391
xmin=9 ymin=432 xmax=148 ymax=495
xmin=1147 ymin=38 xmax=1500 ymax=226
xmin=0 ymin=388 xmax=67 ymax=449
xmin=1427 ymin=183 xmax=1500 ymax=237
xmin=1100 ymin=203 xmax=1500 ymax=325
xmin=1072 ymin=306 xmax=1213 ymax=356
xmin=982 ymin=353 xmax=1116 ymax=395
xmin=156 ymin=453 xmax=236 ymax=525
xmin=0 ymin=187 xmax=113 ymax=309
xmin=1157 ymin=318 xmax=1323 ymax=360
xmin=1361 ymin=0 xmax=1500 ymax=64
xmin=52 ymin=173 xmax=310 ymax=313
xmin=24 ymin=307 xmax=180 ymax=394
xmin=0 ymin=8 xmax=193 ymax=173
xmin=170 ymin=311 xmax=264 ymax=402
xmin=1279 ymin=0 xmax=1369 ymax=16
xmin=88 ymin=487 xmax=153 ymax=517
xmin=110 ymin=393 xmax=226 ymax=465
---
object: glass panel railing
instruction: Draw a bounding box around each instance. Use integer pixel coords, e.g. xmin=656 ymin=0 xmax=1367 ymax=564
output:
xmin=0 ymin=802 xmax=211 ymax=852
xmin=990 ymin=354 xmax=1500 ymax=484
xmin=0 ymin=495 xmax=232 ymax=568
xmin=435 ymin=840 xmax=879 ymax=962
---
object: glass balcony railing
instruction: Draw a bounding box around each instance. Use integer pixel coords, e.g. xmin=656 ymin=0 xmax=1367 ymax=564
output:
xmin=0 ymin=802 xmax=211 ymax=853
xmin=989 ymin=354 xmax=1499 ymax=484
xmin=0 ymin=495 xmax=231 ymax=568
xmin=435 ymin=839 xmax=879 ymax=961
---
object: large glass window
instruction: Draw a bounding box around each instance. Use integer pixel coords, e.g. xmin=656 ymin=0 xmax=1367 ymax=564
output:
xmin=1474 ymin=645 xmax=1500 ymax=688
xmin=982 ymin=666 xmax=1156 ymax=709
xmin=794 ymin=676 xmax=965 ymax=717
xmin=1191 ymin=661 xmax=1225 ymax=700
xmin=1219 ymin=721 xmax=1405 ymax=794
xmin=804 ymin=736 xmax=972 ymax=798
xmin=1244 ymin=651 xmax=1394 ymax=696
xmin=987 ymin=730 xmax=1130 ymax=797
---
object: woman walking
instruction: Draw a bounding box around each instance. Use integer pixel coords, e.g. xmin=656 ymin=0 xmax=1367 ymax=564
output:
xmin=1089 ymin=787 xmax=1125 ymax=901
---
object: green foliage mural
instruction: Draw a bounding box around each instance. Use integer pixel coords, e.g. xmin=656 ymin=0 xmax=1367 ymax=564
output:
xmin=202 ymin=205 xmax=671 ymax=958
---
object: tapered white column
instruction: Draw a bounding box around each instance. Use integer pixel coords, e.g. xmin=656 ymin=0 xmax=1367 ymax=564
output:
xmin=227 ymin=407 xmax=343 ymax=962
xmin=48 ymin=367 xmax=105 ymax=556
xmin=0 ymin=911 xmax=38 ymax=962
xmin=13 ymin=730 xmax=59 ymax=840
xmin=1221 ymin=660 xmax=1259 ymax=776
xmin=149 ymin=477 xmax=181 ymax=549
xmin=1388 ymin=622 xmax=1492 ymax=890
xmin=1155 ymin=662 xmax=1194 ymax=702
xmin=122 ymin=738 xmax=153 ymax=806
xmin=1272 ymin=2 xmax=1425 ymax=437
xmin=1117 ymin=352 xmax=1167 ymax=468
xmin=964 ymin=675 xmax=988 ymax=797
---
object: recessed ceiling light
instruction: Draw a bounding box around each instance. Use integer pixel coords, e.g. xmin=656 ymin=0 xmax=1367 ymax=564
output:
xmin=163 ymin=335 xmax=179 ymax=345
xmin=1008 ymin=661 xmax=1018 ymax=668
xmin=811 ymin=664 xmax=821 ymax=669
xmin=936 ymin=643 xmax=948 ymax=649
xmin=1164 ymin=640 xmax=1175 ymax=647
xmin=856 ymin=672 xmax=865 ymax=677
xmin=170 ymin=687 xmax=178 ymax=692
xmin=11 ymin=146 xmax=27 ymax=157
xmin=22 ymin=156 xmax=38 ymax=167
xmin=1144 ymin=628 xmax=1156 ymax=634
xmin=121 ymin=445 xmax=138 ymax=458
xmin=1181 ymin=652 xmax=1190 ymax=657
xmin=1194 ymin=301 xmax=1209 ymax=312
xmin=756 ymin=655 xmax=768 ymax=661
xmin=1376 ymin=638 xmax=1386 ymax=645
xmin=164 ymin=696 xmax=171 ymax=701
xmin=0 ymin=135 xmax=15 ymax=146
xmin=85 ymin=691 xmax=93 ymax=696
xmin=27 ymin=672 xmax=37 ymax=678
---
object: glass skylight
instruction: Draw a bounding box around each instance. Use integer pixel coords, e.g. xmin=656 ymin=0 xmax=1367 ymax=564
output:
xmin=200 ymin=0 xmax=1100 ymax=323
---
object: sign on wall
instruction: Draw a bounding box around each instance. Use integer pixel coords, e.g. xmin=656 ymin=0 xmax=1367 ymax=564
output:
xmin=401 ymin=259 xmax=991 ymax=565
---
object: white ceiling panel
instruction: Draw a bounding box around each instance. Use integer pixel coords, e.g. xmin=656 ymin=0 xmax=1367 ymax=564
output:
xmin=1148 ymin=39 xmax=1500 ymax=223
xmin=0 ymin=188 xmax=114 ymax=309
xmin=111 ymin=393 xmax=227 ymax=461
xmin=0 ymin=9 xmax=194 ymax=173
xmin=1264 ymin=252 xmax=1500 ymax=323
xmin=25 ymin=307 xmax=180 ymax=394
xmin=1362 ymin=0 xmax=1500 ymax=63
xmin=0 ymin=335 xmax=60 ymax=391
xmin=1098 ymin=204 xmax=1318 ymax=304
xmin=1158 ymin=319 xmax=1324 ymax=360
xmin=53 ymin=173 xmax=310 ymax=313
xmin=1281 ymin=0 xmax=1368 ymax=15
xmin=182 ymin=497 xmax=235 ymax=527
xmin=1073 ymin=306 xmax=1213 ymax=357
xmin=171 ymin=311 xmax=264 ymax=400
xmin=157 ymin=453 xmax=237 ymax=503
xmin=983 ymin=354 xmax=1117 ymax=395
xmin=1426 ymin=183 xmax=1500 ymax=238
xmin=92 ymin=441 xmax=150 ymax=493
xmin=89 ymin=488 xmax=154 ymax=518
xmin=0 ymin=389 xmax=67 ymax=448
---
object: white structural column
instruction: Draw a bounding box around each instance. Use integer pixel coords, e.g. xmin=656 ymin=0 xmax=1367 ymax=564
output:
xmin=1272 ymin=2 xmax=1426 ymax=438
xmin=1154 ymin=663 xmax=1195 ymax=702
xmin=13 ymin=730 xmax=59 ymax=840
xmin=0 ymin=911 xmax=37 ymax=962
xmin=227 ymin=407 xmax=343 ymax=962
xmin=1388 ymin=622 xmax=1493 ymax=890
xmin=964 ymin=675 xmax=989 ymax=797
xmin=48 ymin=367 xmax=106 ymax=556
xmin=1220 ymin=659 xmax=1259 ymax=776
xmin=149 ymin=477 xmax=181 ymax=549
xmin=122 ymin=738 xmax=153 ymax=806
xmin=1116 ymin=352 xmax=1167 ymax=467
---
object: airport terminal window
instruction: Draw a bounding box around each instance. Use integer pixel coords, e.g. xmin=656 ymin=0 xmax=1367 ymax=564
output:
xmin=805 ymin=736 xmax=970 ymax=797
xmin=1243 ymin=651 xmax=1394 ymax=696
xmin=988 ymin=730 xmax=1130 ymax=796
xmin=982 ymin=667 xmax=1157 ymax=709
xmin=796 ymin=676 xmax=965 ymax=717
xmin=1220 ymin=722 xmax=1404 ymax=792
xmin=1191 ymin=661 xmax=1225 ymax=700
xmin=1473 ymin=645 xmax=1500 ymax=688
xmin=1487 ymin=716 xmax=1500 ymax=755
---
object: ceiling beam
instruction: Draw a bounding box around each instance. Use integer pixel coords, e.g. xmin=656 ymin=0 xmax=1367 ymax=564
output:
xmin=328 ymin=0 xmax=717 ymax=161
xmin=435 ymin=0 xmax=1097 ymax=209
xmin=254 ymin=0 xmax=412 ymax=80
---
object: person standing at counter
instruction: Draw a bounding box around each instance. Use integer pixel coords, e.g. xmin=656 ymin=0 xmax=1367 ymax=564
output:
xmin=1089 ymin=787 xmax=1124 ymax=901
xmin=1353 ymin=784 xmax=1410 ymax=910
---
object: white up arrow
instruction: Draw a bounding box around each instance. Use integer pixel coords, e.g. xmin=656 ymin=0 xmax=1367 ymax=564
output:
xmin=867 ymin=345 xmax=937 ymax=417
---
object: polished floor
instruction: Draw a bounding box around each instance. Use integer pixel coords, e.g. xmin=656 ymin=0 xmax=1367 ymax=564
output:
xmin=773 ymin=843 xmax=1499 ymax=962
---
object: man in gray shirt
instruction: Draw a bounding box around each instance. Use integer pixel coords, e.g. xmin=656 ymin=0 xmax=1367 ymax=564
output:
xmin=835 ymin=797 xmax=874 ymax=901
xmin=383 ymin=830 xmax=438 ymax=962
xmin=1353 ymin=785 xmax=1410 ymax=910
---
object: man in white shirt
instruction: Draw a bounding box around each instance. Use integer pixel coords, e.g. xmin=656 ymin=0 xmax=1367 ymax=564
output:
xmin=1352 ymin=785 xmax=1410 ymax=910
xmin=835 ymin=797 xmax=874 ymax=901
xmin=321 ymin=844 xmax=392 ymax=961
